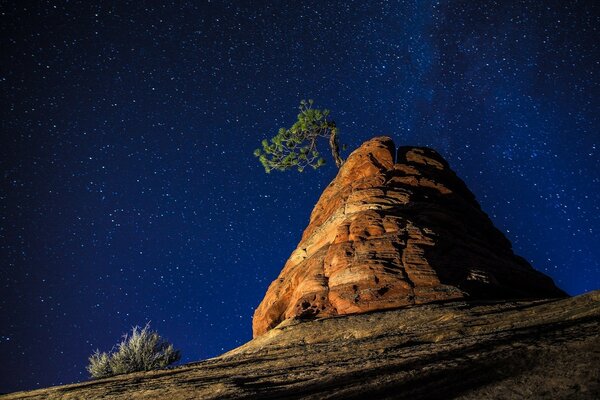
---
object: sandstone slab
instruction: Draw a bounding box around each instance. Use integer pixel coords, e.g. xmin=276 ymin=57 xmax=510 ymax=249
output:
xmin=3 ymin=291 xmax=598 ymax=399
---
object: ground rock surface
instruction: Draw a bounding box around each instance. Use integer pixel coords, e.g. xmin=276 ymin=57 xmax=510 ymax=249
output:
xmin=3 ymin=291 xmax=599 ymax=399
xmin=253 ymin=136 xmax=566 ymax=337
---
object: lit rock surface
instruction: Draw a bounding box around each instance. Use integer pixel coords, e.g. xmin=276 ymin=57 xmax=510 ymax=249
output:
xmin=253 ymin=137 xmax=565 ymax=337
xmin=3 ymin=292 xmax=599 ymax=399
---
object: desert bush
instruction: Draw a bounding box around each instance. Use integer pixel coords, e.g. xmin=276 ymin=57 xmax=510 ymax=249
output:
xmin=87 ymin=350 xmax=112 ymax=379
xmin=87 ymin=323 xmax=180 ymax=379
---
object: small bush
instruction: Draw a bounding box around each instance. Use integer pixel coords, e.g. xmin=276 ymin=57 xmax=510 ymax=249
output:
xmin=87 ymin=323 xmax=181 ymax=379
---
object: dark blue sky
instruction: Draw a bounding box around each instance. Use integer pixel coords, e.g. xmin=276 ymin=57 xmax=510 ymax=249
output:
xmin=1 ymin=0 xmax=598 ymax=393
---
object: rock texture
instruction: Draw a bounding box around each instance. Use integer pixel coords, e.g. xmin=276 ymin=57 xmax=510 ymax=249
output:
xmin=3 ymin=291 xmax=599 ymax=399
xmin=253 ymin=137 xmax=565 ymax=337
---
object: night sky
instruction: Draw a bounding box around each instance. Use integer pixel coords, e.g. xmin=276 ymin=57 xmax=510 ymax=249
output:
xmin=1 ymin=0 xmax=599 ymax=393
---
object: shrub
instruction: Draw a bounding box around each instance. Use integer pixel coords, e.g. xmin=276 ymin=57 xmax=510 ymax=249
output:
xmin=87 ymin=350 xmax=111 ymax=379
xmin=87 ymin=323 xmax=181 ymax=379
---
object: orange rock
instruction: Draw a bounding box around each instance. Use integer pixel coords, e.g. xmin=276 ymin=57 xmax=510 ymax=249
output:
xmin=252 ymin=137 xmax=566 ymax=337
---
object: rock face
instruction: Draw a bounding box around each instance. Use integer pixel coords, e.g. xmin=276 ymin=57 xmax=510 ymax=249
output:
xmin=253 ymin=137 xmax=565 ymax=337
xmin=4 ymin=292 xmax=599 ymax=399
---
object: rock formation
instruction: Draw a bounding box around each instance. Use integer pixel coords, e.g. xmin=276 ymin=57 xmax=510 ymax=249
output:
xmin=3 ymin=292 xmax=599 ymax=399
xmin=6 ymin=137 xmax=593 ymax=400
xmin=253 ymin=137 xmax=566 ymax=337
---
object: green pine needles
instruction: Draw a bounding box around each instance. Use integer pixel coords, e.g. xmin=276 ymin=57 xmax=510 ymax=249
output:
xmin=86 ymin=323 xmax=180 ymax=379
xmin=254 ymin=100 xmax=344 ymax=173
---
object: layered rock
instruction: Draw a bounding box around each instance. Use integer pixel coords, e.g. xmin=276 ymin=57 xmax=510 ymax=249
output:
xmin=253 ymin=137 xmax=566 ymax=337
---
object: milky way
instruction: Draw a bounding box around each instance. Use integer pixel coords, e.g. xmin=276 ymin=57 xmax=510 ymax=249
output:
xmin=1 ymin=0 xmax=598 ymax=392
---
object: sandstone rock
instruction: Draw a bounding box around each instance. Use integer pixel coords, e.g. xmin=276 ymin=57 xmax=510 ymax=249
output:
xmin=253 ymin=137 xmax=566 ymax=337
xmin=4 ymin=292 xmax=599 ymax=399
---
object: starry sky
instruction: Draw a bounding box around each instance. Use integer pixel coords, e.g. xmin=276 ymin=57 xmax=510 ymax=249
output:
xmin=1 ymin=0 xmax=598 ymax=393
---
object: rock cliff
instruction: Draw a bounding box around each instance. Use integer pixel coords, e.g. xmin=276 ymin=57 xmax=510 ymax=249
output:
xmin=253 ymin=137 xmax=566 ymax=337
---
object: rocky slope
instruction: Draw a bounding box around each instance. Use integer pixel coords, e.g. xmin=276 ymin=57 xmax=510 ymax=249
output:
xmin=253 ymin=137 xmax=565 ymax=337
xmin=3 ymin=291 xmax=599 ymax=399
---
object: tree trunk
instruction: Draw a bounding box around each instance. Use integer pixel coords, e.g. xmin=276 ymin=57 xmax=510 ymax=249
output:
xmin=329 ymin=127 xmax=343 ymax=168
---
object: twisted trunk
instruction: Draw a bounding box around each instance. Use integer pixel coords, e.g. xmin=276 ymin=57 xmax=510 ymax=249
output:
xmin=329 ymin=126 xmax=343 ymax=168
